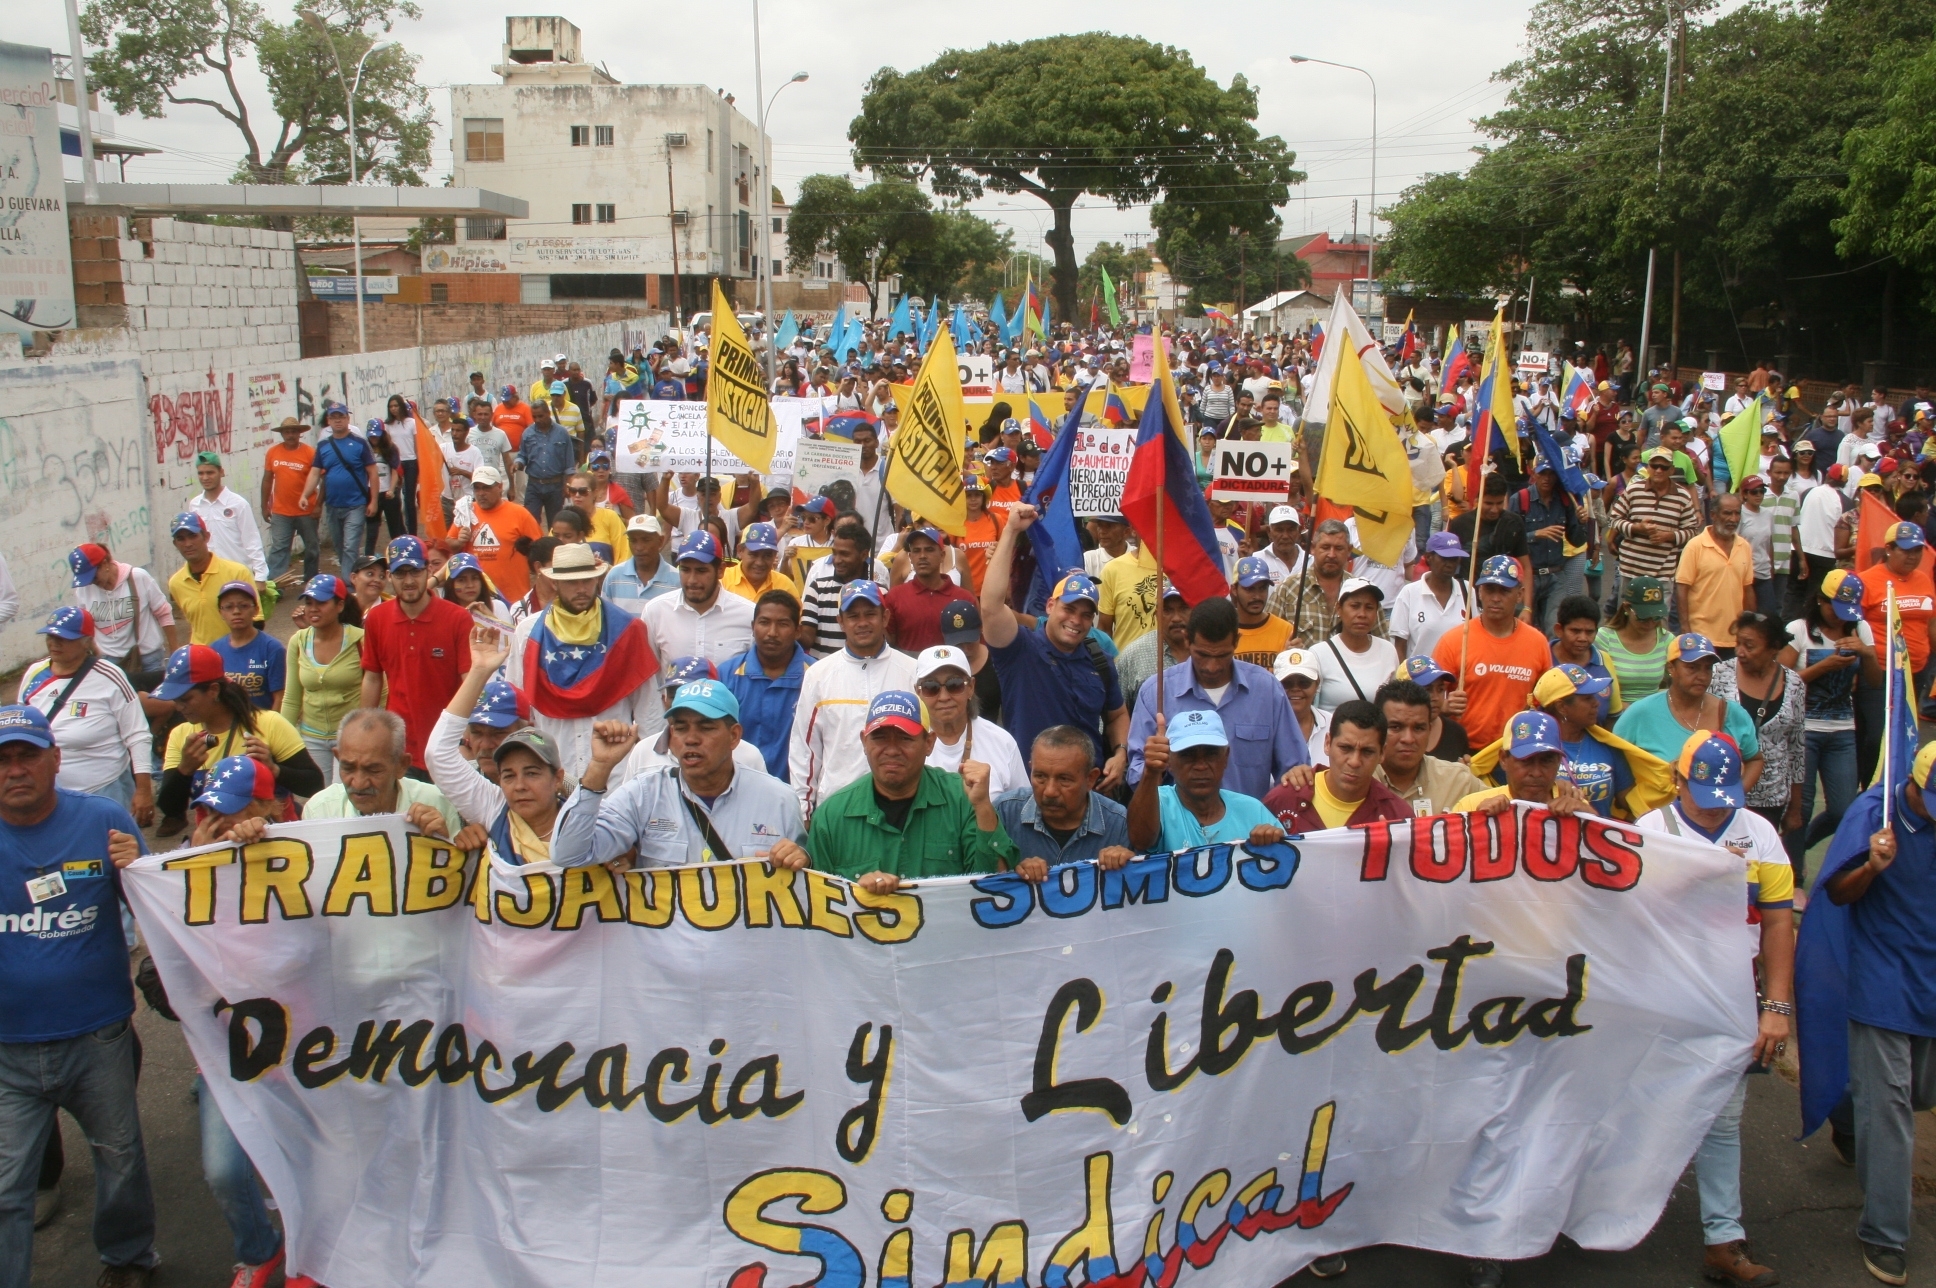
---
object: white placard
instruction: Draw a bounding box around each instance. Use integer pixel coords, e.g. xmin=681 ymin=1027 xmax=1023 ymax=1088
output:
xmin=615 ymin=399 xmax=806 ymax=479
xmin=1702 ymin=371 xmax=1728 ymax=391
xmin=1515 ymin=350 xmax=1551 ymax=377
xmin=1211 ymin=440 xmax=1296 ymax=502
xmin=792 ymin=438 xmax=862 ymax=499
xmin=1068 ymin=427 xmax=1136 ymax=517
xmin=957 ymin=353 xmax=994 ymax=388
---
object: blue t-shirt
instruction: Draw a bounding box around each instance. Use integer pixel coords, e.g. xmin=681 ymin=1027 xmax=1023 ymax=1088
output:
xmin=314 ymin=433 xmax=375 ymax=509
xmin=211 ymin=631 xmax=286 ymax=708
xmin=991 ymin=623 xmax=1125 ymax=770
xmin=1562 ymin=733 xmax=1634 ymax=818
xmin=721 ymin=645 xmax=811 ymax=781
xmin=1612 ymin=690 xmax=1761 ymax=767
xmin=1158 ymin=786 xmax=1278 ymax=850
xmin=0 ymin=789 xmax=146 ymax=1042
xmin=1826 ymin=785 xmax=1936 ymax=1036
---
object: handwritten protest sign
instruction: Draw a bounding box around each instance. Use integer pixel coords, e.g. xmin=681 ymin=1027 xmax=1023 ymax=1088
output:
xmin=1212 ymin=441 xmax=1296 ymax=502
xmin=1068 ymin=427 xmax=1136 ymax=517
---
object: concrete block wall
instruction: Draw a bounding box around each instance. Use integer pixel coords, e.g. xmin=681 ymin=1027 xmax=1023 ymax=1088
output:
xmin=116 ymin=217 xmax=304 ymax=380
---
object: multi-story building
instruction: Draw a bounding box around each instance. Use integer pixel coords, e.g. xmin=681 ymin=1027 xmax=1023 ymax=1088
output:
xmin=445 ymin=16 xmax=766 ymax=315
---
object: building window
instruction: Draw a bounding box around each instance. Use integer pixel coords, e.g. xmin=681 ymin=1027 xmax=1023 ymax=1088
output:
xmin=429 ymin=282 xmax=449 ymax=303
xmin=572 ymin=204 xmax=592 ymax=225
xmin=551 ymin=273 xmax=645 ymax=299
xmin=772 ymin=259 xmax=782 ymax=277
xmin=772 ymin=216 xmax=783 ymax=234
xmin=570 ymin=125 xmax=590 ymax=147
xmin=738 ymin=210 xmax=749 ymax=248
xmin=465 ymin=217 xmax=507 ymax=241
xmin=595 ymin=204 xmax=616 ymax=224
xmin=594 ymin=125 xmax=614 ymax=147
xmin=706 ymin=129 xmax=714 ymax=171
xmin=463 ymin=118 xmax=503 ymax=162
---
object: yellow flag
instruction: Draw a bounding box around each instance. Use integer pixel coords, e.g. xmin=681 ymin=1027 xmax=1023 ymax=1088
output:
xmin=704 ymin=280 xmax=777 ymax=473
xmin=1316 ymin=335 xmax=1415 ymax=566
xmin=886 ymin=322 xmax=968 ymax=536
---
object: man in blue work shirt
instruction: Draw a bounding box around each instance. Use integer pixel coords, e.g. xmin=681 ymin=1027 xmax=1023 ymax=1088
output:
xmin=0 ymin=705 xmax=156 ymax=1287
xmin=722 ymin=590 xmax=812 ymax=781
xmin=299 ymin=403 xmax=378 ymax=569
xmin=517 ymin=398 xmax=576 ymax=527
xmin=603 ymin=514 xmax=680 ymax=608
xmin=1126 ymin=597 xmax=1309 ymax=799
xmin=995 ymin=724 xmax=1134 ymax=873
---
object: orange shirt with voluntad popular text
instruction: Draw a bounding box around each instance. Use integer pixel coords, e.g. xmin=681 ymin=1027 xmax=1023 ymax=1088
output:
xmin=1863 ymin=563 xmax=1936 ymax=672
xmin=264 ymin=443 xmax=316 ymax=517
xmin=1433 ymin=618 xmax=1551 ymax=751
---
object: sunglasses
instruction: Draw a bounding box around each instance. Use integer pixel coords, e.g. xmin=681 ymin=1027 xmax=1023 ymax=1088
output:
xmin=1647 ymin=461 xmax=1672 ymax=469
xmin=566 ymin=487 xmax=591 ymax=496
xmin=916 ymin=677 xmax=970 ymax=697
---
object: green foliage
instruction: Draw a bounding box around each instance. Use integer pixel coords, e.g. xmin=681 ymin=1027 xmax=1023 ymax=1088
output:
xmin=1076 ymin=241 xmax=1152 ymax=305
xmin=1156 ymin=228 xmax=1308 ymax=313
xmin=82 ymin=0 xmax=433 ymax=202
xmin=850 ymin=33 xmax=1301 ymax=326
xmin=1838 ymin=42 xmax=1936 ymax=293
xmin=899 ymin=208 xmax=1014 ymax=307
xmin=784 ymin=175 xmax=935 ymax=313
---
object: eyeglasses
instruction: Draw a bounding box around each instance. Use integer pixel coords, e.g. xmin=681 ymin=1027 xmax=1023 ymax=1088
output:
xmin=566 ymin=487 xmax=591 ymax=496
xmin=1646 ymin=461 xmax=1672 ymax=469
xmin=916 ymin=677 xmax=970 ymax=697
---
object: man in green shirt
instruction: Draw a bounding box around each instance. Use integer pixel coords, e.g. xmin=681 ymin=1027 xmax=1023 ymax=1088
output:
xmin=770 ymin=690 xmax=1017 ymax=895
xmin=301 ymin=708 xmax=472 ymax=841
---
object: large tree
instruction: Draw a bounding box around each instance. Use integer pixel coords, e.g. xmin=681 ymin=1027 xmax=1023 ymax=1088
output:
xmin=849 ymin=33 xmax=1302 ymax=325
xmin=898 ymin=208 xmax=1013 ymax=308
xmin=784 ymin=175 xmax=936 ymax=314
xmin=81 ymin=0 xmax=433 ymax=191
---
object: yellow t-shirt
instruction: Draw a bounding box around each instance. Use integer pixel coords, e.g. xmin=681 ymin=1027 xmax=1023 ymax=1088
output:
xmin=587 ymin=506 xmax=628 ymax=555
xmin=163 ymin=709 xmax=307 ymax=772
xmin=1099 ymin=547 xmax=1161 ymax=648
xmin=1312 ymin=773 xmax=1360 ymax=828
xmin=168 ymin=554 xmax=258 ymax=646
xmin=721 ymin=564 xmax=799 ymax=603
xmin=1235 ymin=614 xmax=1294 ymax=668
xmin=1453 ymin=784 xmax=1565 ymax=812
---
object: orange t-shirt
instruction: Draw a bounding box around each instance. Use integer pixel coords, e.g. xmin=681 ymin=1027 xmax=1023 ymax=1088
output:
xmin=264 ymin=442 xmax=316 ymax=517
xmin=958 ymin=510 xmax=1006 ymax=593
xmin=1433 ymin=619 xmax=1552 ymax=750
xmin=492 ymin=402 xmax=535 ymax=450
xmin=467 ymin=499 xmax=543 ymax=602
xmin=1863 ymin=564 xmax=1936 ymax=671
xmin=987 ymin=481 xmax=1024 ymax=526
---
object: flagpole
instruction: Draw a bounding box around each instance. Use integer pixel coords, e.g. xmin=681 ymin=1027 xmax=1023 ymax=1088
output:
xmin=1885 ymin=586 xmax=1898 ymax=832
xmin=1458 ymin=454 xmax=1488 ymax=693
xmin=1154 ymin=421 xmax=1167 ymax=725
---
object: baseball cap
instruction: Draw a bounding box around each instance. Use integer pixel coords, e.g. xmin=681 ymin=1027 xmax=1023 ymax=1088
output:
xmin=549 ymin=380 xmax=569 ymax=396
xmin=468 ymin=679 xmax=524 ymax=729
xmin=961 ymin=471 xmax=989 ymax=493
xmin=1338 ymin=575 xmax=1384 ymax=603
xmin=1475 ymin=555 xmax=1521 ymax=588
xmin=494 ymin=728 xmax=562 ymax=769
xmin=217 ymin=580 xmax=257 ymax=602
xmin=741 ymin=522 xmax=781 ymax=553
xmin=1884 ymin=521 xmax=1926 ymax=550
xmin=1677 ymin=731 xmax=1746 ymax=809
xmin=1234 ymin=557 xmax=1273 ymax=588
xmin=548 ymin=544 xmax=606 ymax=580
xmin=1506 ymin=711 xmax=1564 ymax=759
xmin=1827 ymin=464 xmax=1847 ymax=484
xmin=667 ymin=678 xmax=740 ymax=722
xmin=1644 ymin=447 xmax=1675 ymax=465
xmin=0 ymin=704 xmax=55 ymax=750
xmin=1273 ymin=649 xmax=1320 ymax=683
xmin=904 ymin=524 xmax=946 ymax=549
xmin=1793 ymin=439 xmax=1817 ymax=454
xmin=194 ymin=450 xmax=222 ymax=468
xmin=1267 ymin=505 xmax=1300 ymax=527
xmin=1821 ymin=568 xmax=1866 ymax=621
xmin=1398 ymin=655 xmax=1452 ymax=688
xmin=674 ymin=532 xmax=721 ymax=565
xmin=554 ymin=352 xmax=570 ymax=366
xmin=1159 ymin=579 xmax=1188 ymax=605
xmin=985 ymin=447 xmax=1015 ymax=464
xmin=1533 ymin=663 xmax=1613 ymax=707
xmin=588 ymin=451 xmax=613 ymax=469
xmin=626 ymin=513 xmax=664 ymax=535
xmin=1426 ymin=531 xmax=1468 ymax=560
xmin=170 ymin=512 xmax=208 ymax=538
xmin=939 ymin=600 xmax=982 ymax=646
xmin=916 ymin=645 xmax=973 ymax=681
xmin=664 ymin=656 xmax=720 ymax=686
xmin=473 ymin=465 xmax=506 ymax=488
xmin=839 ymin=580 xmax=885 ymax=613
xmin=68 ymin=543 xmax=110 ymax=587
xmin=1912 ymin=741 xmax=1936 ymax=790
xmin=1167 ymin=708 xmax=1230 ymax=753
xmin=387 ymin=535 xmax=428 ymax=571
xmin=446 ymin=553 xmax=485 ymax=581
xmin=863 ymin=690 xmax=927 ymax=738
xmin=502 ymin=384 xmax=519 ymax=401
xmin=1619 ymin=576 xmax=1667 ymax=619
xmin=194 ymin=756 xmax=277 ymax=816
xmin=152 ymin=644 xmax=226 ymax=700
xmin=37 ymin=607 xmax=94 ymax=640
xmin=800 ymin=496 xmax=837 ymax=517
xmin=1667 ymin=632 xmax=1719 ymax=664
xmin=1051 ymin=572 xmax=1101 ymax=606
xmin=300 ymin=574 xmax=349 ymax=603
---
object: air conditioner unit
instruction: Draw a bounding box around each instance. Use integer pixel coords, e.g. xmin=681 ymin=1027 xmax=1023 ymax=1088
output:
xmin=671 ymin=209 xmax=690 ymax=226
xmin=665 ymin=132 xmax=689 ymax=147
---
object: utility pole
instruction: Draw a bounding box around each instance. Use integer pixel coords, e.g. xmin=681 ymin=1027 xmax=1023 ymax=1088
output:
xmin=1637 ymin=2 xmax=1675 ymax=375
xmin=666 ymin=143 xmax=683 ymax=329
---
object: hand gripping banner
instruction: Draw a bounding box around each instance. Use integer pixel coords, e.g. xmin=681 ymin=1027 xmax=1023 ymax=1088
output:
xmin=123 ymin=804 xmax=1757 ymax=1288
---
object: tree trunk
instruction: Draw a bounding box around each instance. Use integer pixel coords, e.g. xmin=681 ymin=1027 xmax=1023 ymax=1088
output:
xmin=1044 ymin=194 xmax=1079 ymax=334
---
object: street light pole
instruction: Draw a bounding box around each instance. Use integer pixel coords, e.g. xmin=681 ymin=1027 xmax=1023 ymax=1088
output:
xmin=1289 ymin=55 xmax=1377 ymax=321
xmin=303 ymin=12 xmax=396 ymax=355
xmin=751 ymin=0 xmax=807 ymax=380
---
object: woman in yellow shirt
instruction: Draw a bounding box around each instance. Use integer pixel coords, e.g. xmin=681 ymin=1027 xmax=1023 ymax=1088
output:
xmin=153 ymin=643 xmax=326 ymax=835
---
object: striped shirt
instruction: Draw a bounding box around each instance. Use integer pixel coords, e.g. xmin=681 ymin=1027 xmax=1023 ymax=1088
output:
xmin=1608 ymin=483 xmax=1703 ymax=580
xmin=1765 ymin=488 xmax=1801 ymax=572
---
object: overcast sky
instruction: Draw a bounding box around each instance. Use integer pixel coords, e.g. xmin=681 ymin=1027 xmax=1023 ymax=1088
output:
xmin=20 ymin=0 xmax=1526 ymax=258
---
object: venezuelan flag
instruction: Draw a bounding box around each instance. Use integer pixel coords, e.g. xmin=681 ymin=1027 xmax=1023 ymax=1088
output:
xmin=1121 ymin=336 xmax=1226 ymax=603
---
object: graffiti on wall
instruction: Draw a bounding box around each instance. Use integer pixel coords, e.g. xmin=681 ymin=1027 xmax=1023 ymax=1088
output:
xmin=151 ymin=366 xmax=235 ymax=464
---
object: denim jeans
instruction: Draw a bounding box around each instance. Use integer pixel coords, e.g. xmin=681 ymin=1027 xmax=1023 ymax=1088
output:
xmin=1800 ymin=727 xmax=1859 ymax=862
xmin=525 ymin=478 xmax=566 ymax=528
xmin=1755 ymin=575 xmax=1787 ymax=620
xmin=1534 ymin=552 xmax=1588 ymax=635
xmin=302 ymin=734 xmax=337 ymax=787
xmin=267 ymin=512 xmax=320 ymax=582
xmin=1413 ymin=504 xmax=1433 ymax=557
xmin=323 ymin=505 xmax=368 ymax=573
xmin=0 ymin=1019 xmax=157 ymax=1280
xmin=194 ymin=1075 xmax=281 ymax=1265
xmin=1850 ymin=1020 xmax=1936 ymax=1250
xmin=1694 ymin=1073 xmax=1749 ymax=1245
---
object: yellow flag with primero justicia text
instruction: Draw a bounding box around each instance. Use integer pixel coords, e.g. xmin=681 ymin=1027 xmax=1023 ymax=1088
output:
xmin=886 ymin=322 xmax=968 ymax=536
xmin=1316 ymin=331 xmax=1416 ymax=567
xmin=704 ymin=279 xmax=778 ymax=473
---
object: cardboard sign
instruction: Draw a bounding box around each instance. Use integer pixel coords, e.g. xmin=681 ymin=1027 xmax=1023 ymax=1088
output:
xmin=792 ymin=438 xmax=863 ymax=502
xmin=1515 ymin=350 xmax=1551 ymax=377
xmin=1702 ymin=371 xmax=1728 ymax=391
xmin=1067 ymin=427 xmax=1137 ymax=517
xmin=957 ymin=353 xmax=993 ymax=391
xmin=1130 ymin=335 xmax=1156 ymax=383
xmin=1211 ymin=441 xmax=1295 ymax=502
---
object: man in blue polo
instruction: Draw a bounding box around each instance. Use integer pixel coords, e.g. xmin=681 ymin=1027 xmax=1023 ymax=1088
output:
xmin=0 ymin=705 xmax=157 ymax=1287
xmin=298 ymin=403 xmax=378 ymax=569
xmin=722 ymin=590 xmax=811 ymax=781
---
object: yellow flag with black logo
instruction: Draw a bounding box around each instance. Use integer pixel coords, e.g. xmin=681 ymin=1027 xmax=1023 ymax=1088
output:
xmin=703 ymin=280 xmax=777 ymax=473
xmin=1316 ymin=334 xmax=1415 ymax=566
xmin=886 ymin=323 xmax=967 ymax=536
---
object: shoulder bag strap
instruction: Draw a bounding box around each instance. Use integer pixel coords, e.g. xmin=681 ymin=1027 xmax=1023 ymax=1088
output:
xmin=120 ymin=567 xmax=142 ymax=660
xmin=44 ymin=657 xmax=99 ymax=721
xmin=321 ymin=438 xmax=371 ymax=504
xmin=1324 ymin=637 xmax=1370 ymax=703
xmin=674 ymin=770 xmax=735 ymax=863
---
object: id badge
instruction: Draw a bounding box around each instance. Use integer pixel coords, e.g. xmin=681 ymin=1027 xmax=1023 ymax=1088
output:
xmin=25 ymin=871 xmax=66 ymax=904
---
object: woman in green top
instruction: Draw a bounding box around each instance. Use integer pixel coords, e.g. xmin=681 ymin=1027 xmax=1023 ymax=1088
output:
xmin=281 ymin=573 xmax=365 ymax=785
xmin=1596 ymin=575 xmax=1672 ymax=702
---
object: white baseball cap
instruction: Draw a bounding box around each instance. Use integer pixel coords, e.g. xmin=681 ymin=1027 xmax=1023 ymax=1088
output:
xmin=1268 ymin=505 xmax=1301 ymax=527
xmin=626 ymin=513 xmax=663 ymax=535
xmin=1338 ymin=576 xmax=1385 ymax=603
xmin=472 ymin=465 xmax=505 ymax=487
xmin=915 ymin=645 xmax=973 ymax=682
xmin=1273 ymin=648 xmax=1320 ymax=683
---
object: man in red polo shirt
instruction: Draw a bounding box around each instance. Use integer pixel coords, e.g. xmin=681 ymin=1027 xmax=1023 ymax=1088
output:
xmin=885 ymin=523 xmax=961 ymax=652
xmin=360 ymin=536 xmax=473 ymax=774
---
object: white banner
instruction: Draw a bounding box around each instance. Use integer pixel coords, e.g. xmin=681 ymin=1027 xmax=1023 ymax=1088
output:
xmin=614 ymin=400 xmax=802 ymax=479
xmin=1211 ymin=441 xmax=1296 ymax=502
xmin=1069 ymin=427 xmax=1136 ymax=517
xmin=124 ymin=807 xmax=1755 ymax=1288
xmin=794 ymin=438 xmax=862 ymax=500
